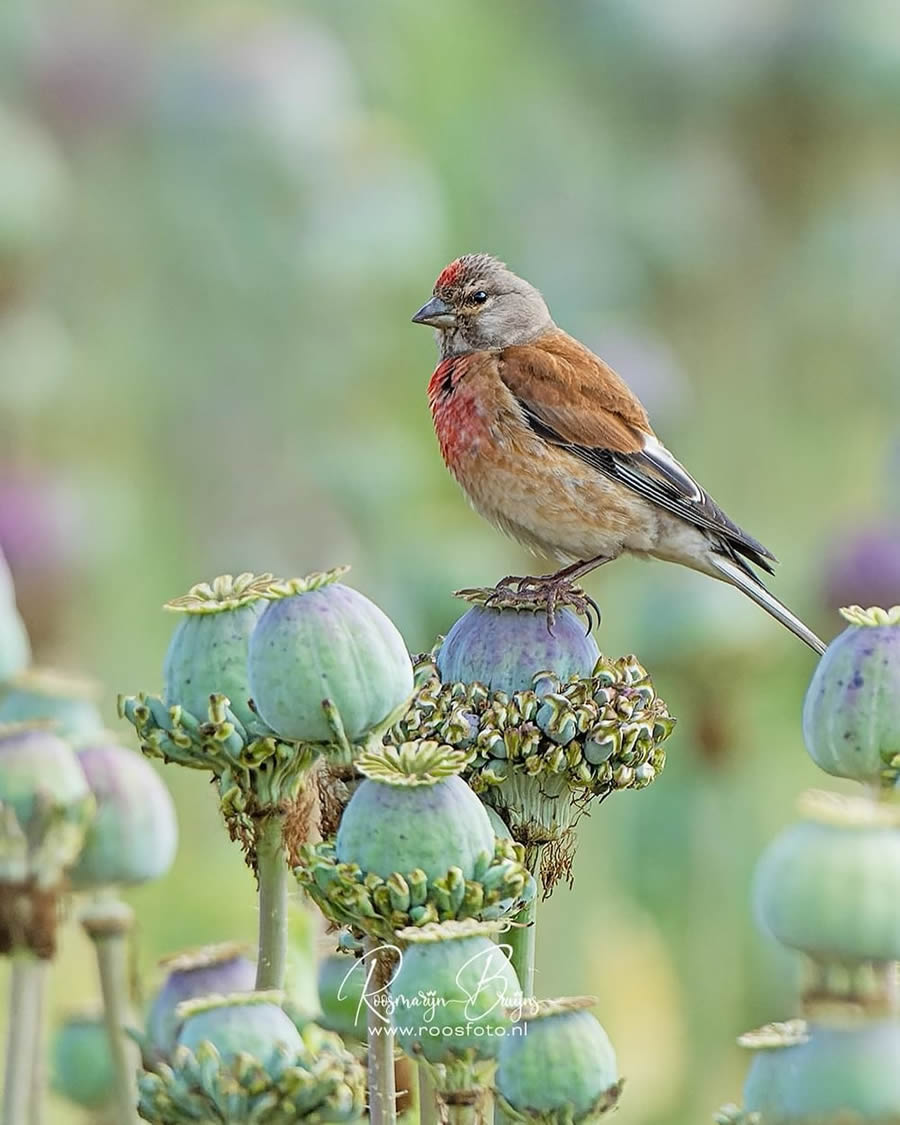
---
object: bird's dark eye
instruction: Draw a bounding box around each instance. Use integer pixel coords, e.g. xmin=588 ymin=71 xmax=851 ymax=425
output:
xmin=471 ymin=290 xmax=488 ymax=305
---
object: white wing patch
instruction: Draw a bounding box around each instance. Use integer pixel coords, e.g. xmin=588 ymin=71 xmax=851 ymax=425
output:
xmin=641 ymin=434 xmax=703 ymax=502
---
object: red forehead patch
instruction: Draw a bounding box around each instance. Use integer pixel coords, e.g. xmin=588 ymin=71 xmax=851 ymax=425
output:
xmin=435 ymin=259 xmax=462 ymax=289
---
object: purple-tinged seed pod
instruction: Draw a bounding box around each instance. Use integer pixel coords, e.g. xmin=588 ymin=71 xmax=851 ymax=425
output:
xmin=69 ymin=740 xmax=177 ymax=891
xmin=146 ymin=943 xmax=257 ymax=1057
xmin=437 ymin=601 xmax=599 ymax=697
xmin=175 ymin=992 xmax=302 ymax=1065
xmin=802 ymin=606 xmax=900 ymax=785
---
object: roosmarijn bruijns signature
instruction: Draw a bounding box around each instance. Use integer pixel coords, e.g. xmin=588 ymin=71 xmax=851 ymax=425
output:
xmin=339 ymin=942 xmax=535 ymax=1031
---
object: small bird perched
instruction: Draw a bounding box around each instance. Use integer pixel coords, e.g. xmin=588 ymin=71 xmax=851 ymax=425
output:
xmin=412 ymin=253 xmax=826 ymax=654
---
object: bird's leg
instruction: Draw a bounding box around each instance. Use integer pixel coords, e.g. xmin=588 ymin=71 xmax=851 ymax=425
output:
xmin=481 ymin=556 xmax=610 ymax=632
xmin=516 ymin=555 xmax=611 ymax=589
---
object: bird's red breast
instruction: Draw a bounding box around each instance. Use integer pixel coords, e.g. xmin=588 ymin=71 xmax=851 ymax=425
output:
xmin=427 ymin=355 xmax=488 ymax=475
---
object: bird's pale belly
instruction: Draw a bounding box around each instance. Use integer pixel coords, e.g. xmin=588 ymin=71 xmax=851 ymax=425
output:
xmin=451 ymin=431 xmax=659 ymax=565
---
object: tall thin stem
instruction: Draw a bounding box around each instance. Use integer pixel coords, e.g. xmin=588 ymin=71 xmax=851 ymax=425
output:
xmin=2 ymin=954 xmax=42 ymax=1125
xmin=82 ymin=899 xmax=139 ymax=1125
xmin=419 ymin=1062 xmax=439 ymax=1125
xmin=506 ymin=895 xmax=536 ymax=998
xmin=27 ymin=959 xmax=48 ymax=1125
xmin=255 ymin=814 xmax=289 ymax=991
xmin=365 ymin=937 xmax=396 ymax=1125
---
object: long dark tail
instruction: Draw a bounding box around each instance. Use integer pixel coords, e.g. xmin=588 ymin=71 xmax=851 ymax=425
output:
xmin=708 ymin=554 xmax=826 ymax=655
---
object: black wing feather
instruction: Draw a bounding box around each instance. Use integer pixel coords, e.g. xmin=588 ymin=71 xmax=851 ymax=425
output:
xmin=519 ymin=402 xmax=777 ymax=576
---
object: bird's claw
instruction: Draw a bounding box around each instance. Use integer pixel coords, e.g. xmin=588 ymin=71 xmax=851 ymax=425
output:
xmin=478 ymin=575 xmax=601 ymax=636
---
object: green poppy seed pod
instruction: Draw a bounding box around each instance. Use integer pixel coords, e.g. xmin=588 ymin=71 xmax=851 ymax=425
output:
xmin=175 ymin=992 xmax=303 ymax=1065
xmin=163 ymin=572 xmax=271 ymax=728
xmin=737 ymin=1021 xmax=808 ymax=1118
xmin=0 ymin=723 xmax=93 ymax=954
xmin=0 ymin=724 xmax=89 ymax=848
xmin=336 ymin=742 xmax=494 ymax=881
xmin=317 ymin=953 xmax=366 ymax=1041
xmin=802 ymin=605 xmax=900 ymax=785
xmin=753 ymin=790 xmax=900 ymax=965
xmin=496 ymin=997 xmax=621 ymax=1121
xmin=50 ymin=1013 xmax=115 ymax=1111
xmin=146 ymin=943 xmax=256 ymax=1058
xmin=248 ymin=569 xmax=413 ymax=746
xmin=436 ymin=597 xmax=600 ymax=696
xmin=390 ymin=920 xmax=520 ymax=1064
xmin=741 ymin=1020 xmax=900 ymax=1121
xmin=69 ymin=740 xmax=177 ymax=890
xmin=140 ymin=994 xmax=366 ymax=1124
xmin=0 ymin=668 xmax=103 ymax=742
xmin=0 ymin=548 xmax=29 ymax=682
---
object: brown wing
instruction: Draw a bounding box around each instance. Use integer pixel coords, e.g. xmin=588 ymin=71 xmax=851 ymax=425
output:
xmin=498 ymin=330 xmax=776 ymax=572
xmin=499 ymin=330 xmax=650 ymax=453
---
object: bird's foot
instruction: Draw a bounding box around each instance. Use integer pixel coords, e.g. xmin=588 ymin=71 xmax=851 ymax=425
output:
xmin=455 ymin=574 xmax=601 ymax=634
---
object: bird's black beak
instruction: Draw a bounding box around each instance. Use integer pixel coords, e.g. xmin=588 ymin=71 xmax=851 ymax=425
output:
xmin=411 ymin=296 xmax=456 ymax=329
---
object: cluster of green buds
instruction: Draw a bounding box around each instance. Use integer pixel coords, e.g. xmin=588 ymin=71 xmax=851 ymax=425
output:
xmin=143 ymin=942 xmax=258 ymax=1064
xmin=718 ymin=605 xmax=900 ymax=1124
xmin=296 ymin=741 xmax=534 ymax=943
xmin=137 ymin=992 xmax=365 ymax=1125
xmin=389 ymin=589 xmax=674 ymax=889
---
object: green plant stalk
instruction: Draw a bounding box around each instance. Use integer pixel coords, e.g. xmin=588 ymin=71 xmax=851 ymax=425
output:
xmin=2 ymin=953 xmax=42 ymax=1125
xmin=92 ymin=930 xmax=140 ymax=1125
xmin=434 ymin=1061 xmax=494 ymax=1125
xmin=418 ymin=1062 xmax=439 ymax=1125
xmin=255 ymin=814 xmax=289 ymax=991
xmin=27 ymin=959 xmax=48 ymax=1125
xmin=438 ymin=1092 xmax=491 ymax=1125
xmin=497 ymin=899 xmax=536 ymax=1125
xmin=506 ymin=895 xmax=536 ymax=998
xmin=365 ymin=937 xmax=396 ymax=1125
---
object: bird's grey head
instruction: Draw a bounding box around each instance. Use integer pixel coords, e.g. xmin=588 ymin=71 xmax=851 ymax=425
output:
xmin=411 ymin=253 xmax=553 ymax=358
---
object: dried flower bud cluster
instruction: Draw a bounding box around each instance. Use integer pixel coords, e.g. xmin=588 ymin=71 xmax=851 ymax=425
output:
xmin=298 ymin=836 xmax=532 ymax=943
xmin=397 ymin=652 xmax=672 ymax=795
xmin=391 ymin=651 xmax=674 ymax=889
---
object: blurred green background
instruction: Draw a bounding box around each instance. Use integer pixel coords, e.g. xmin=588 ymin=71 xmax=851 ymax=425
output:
xmin=2 ymin=1 xmax=900 ymax=1121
